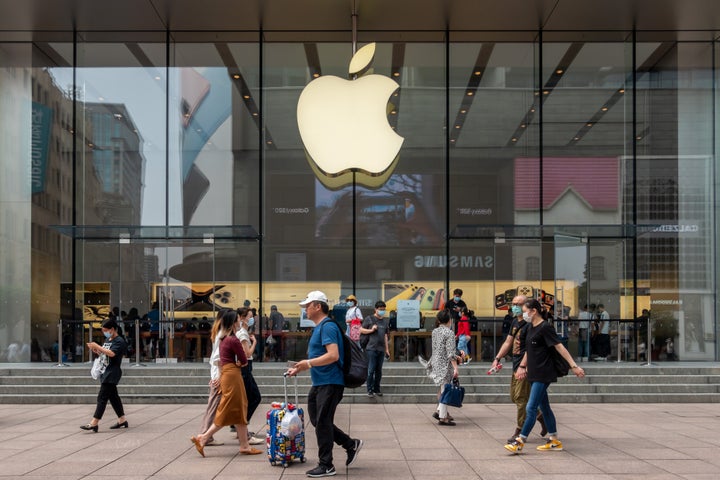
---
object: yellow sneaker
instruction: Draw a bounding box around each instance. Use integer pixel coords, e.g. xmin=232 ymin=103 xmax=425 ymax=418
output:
xmin=504 ymin=437 xmax=524 ymax=454
xmin=537 ymin=439 xmax=563 ymax=451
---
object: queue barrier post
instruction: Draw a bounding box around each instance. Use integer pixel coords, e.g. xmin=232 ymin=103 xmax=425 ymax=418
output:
xmin=54 ymin=318 xmax=69 ymax=367
xmin=132 ymin=318 xmax=145 ymax=367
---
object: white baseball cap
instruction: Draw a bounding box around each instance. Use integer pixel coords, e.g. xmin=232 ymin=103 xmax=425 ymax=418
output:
xmin=299 ymin=290 xmax=329 ymax=306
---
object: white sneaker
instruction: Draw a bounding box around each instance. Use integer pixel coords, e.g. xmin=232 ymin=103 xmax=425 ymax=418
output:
xmin=248 ymin=436 xmax=265 ymax=445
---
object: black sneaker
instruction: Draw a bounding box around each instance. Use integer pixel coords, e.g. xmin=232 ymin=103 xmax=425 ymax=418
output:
xmin=375 ymin=391 xmax=383 ymax=397
xmin=306 ymin=465 xmax=336 ymax=477
xmin=346 ymin=438 xmax=364 ymax=466
xmin=367 ymin=391 xmax=374 ymax=397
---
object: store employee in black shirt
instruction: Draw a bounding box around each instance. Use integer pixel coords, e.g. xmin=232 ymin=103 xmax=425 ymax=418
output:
xmin=444 ymin=288 xmax=467 ymax=323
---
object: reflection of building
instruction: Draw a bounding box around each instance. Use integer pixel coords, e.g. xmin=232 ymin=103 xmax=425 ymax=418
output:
xmin=83 ymin=102 xmax=144 ymax=225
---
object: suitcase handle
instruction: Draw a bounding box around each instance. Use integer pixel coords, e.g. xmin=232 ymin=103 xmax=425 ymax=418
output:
xmin=282 ymin=372 xmax=299 ymax=405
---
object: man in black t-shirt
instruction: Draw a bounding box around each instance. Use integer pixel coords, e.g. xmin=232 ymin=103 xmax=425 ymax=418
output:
xmin=444 ymin=289 xmax=467 ymax=328
xmin=490 ymin=295 xmax=546 ymax=442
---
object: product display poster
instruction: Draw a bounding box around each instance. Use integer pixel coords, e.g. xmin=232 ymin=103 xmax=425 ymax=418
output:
xmin=397 ymin=300 xmax=420 ymax=329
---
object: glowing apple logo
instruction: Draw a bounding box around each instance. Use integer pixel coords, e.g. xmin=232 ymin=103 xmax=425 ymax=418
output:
xmin=297 ymin=43 xmax=404 ymax=185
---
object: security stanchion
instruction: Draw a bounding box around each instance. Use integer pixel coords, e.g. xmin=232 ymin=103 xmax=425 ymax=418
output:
xmin=87 ymin=322 xmax=93 ymax=363
xmin=643 ymin=316 xmax=654 ymax=366
xmin=132 ymin=318 xmax=145 ymax=367
xmin=54 ymin=318 xmax=69 ymax=367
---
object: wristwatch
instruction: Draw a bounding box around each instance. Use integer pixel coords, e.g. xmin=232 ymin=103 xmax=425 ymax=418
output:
xmin=306 ymin=359 xmax=313 ymax=369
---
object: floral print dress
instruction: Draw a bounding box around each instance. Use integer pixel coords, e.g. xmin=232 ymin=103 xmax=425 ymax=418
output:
xmin=426 ymin=325 xmax=456 ymax=386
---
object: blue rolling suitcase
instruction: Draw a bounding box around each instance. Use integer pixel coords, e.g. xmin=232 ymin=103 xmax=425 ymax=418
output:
xmin=266 ymin=374 xmax=306 ymax=467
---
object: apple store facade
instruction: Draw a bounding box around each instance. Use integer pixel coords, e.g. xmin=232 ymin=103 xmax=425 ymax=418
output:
xmin=1 ymin=1 xmax=719 ymax=364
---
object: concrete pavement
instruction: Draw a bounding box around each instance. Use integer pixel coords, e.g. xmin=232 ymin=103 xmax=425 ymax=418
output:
xmin=0 ymin=401 xmax=718 ymax=479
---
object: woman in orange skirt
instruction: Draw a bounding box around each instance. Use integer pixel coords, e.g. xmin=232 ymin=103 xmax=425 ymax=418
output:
xmin=191 ymin=309 xmax=262 ymax=457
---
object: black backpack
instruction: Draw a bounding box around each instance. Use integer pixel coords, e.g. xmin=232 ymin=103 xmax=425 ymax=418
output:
xmin=321 ymin=321 xmax=367 ymax=389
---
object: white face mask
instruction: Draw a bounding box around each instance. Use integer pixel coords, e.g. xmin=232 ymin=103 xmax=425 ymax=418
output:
xmin=522 ymin=311 xmax=532 ymax=322
xmin=247 ymin=317 xmax=255 ymax=327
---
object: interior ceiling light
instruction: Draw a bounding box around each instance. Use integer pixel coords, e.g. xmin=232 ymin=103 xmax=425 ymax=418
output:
xmin=556 ymin=69 xmax=564 ymax=74
xmin=393 ymin=72 xmax=400 ymax=77
xmin=474 ymin=71 xmax=482 ymax=76
xmin=619 ymin=88 xmax=625 ymax=93
xmin=233 ymin=74 xmax=240 ymax=79
xmin=243 ymin=95 xmax=250 ymax=99
xmin=601 ymin=106 xmax=608 ymax=111
xmin=466 ymin=91 xmax=474 ymax=96
xmin=313 ymin=73 xmax=320 ymax=78
xmin=460 ymin=109 xmax=467 ymax=114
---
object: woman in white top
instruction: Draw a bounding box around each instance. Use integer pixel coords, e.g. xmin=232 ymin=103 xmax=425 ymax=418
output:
xmin=196 ymin=309 xmax=227 ymax=446
xmin=345 ymin=295 xmax=363 ymax=342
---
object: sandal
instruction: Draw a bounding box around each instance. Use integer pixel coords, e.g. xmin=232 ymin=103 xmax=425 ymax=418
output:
xmin=438 ymin=417 xmax=456 ymax=426
xmin=190 ymin=436 xmax=205 ymax=458
xmin=239 ymin=447 xmax=263 ymax=455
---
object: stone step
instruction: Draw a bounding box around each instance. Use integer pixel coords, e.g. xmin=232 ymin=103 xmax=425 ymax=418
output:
xmin=1 ymin=362 xmax=718 ymax=404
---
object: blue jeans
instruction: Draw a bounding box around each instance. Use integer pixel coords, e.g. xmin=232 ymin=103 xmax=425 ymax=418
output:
xmin=366 ymin=349 xmax=385 ymax=393
xmin=520 ymin=381 xmax=557 ymax=438
xmin=578 ymin=329 xmax=590 ymax=358
xmin=457 ymin=335 xmax=470 ymax=355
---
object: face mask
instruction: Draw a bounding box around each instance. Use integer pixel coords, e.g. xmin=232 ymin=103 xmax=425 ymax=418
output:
xmin=377 ymin=310 xmax=386 ymax=317
xmin=247 ymin=317 xmax=255 ymax=327
xmin=454 ymin=296 xmax=461 ymax=302
xmin=511 ymin=305 xmax=522 ymax=316
xmin=103 ymin=331 xmax=112 ymax=339
xmin=347 ymin=302 xmax=354 ymax=307
xmin=522 ymin=311 xmax=532 ymax=322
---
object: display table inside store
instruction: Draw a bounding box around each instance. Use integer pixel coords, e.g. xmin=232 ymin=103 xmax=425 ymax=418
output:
xmin=388 ymin=331 xmax=481 ymax=362
xmin=265 ymin=331 xmax=312 ymax=362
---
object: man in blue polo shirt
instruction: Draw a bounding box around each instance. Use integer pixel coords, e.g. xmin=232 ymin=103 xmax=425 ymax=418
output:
xmin=287 ymin=291 xmax=363 ymax=478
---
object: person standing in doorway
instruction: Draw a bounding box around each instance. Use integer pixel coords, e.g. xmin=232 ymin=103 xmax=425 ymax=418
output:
xmin=577 ymin=304 xmax=591 ymax=362
xmin=345 ymin=295 xmax=363 ymax=343
xmin=286 ymin=291 xmax=363 ymax=478
xmin=360 ymin=300 xmax=390 ymax=397
xmin=268 ymin=305 xmax=285 ymax=361
xmin=444 ymin=288 xmax=467 ymax=324
xmin=596 ymin=304 xmax=611 ymax=360
xmin=456 ymin=307 xmax=472 ymax=364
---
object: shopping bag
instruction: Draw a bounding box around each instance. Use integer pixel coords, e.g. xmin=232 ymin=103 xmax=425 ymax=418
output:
xmin=440 ymin=378 xmax=464 ymax=408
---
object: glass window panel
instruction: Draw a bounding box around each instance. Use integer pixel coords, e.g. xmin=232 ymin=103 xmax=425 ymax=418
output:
xmin=636 ymin=41 xmax=715 ymax=361
xmin=355 ymin=41 xmax=446 ymax=329
xmin=449 ymin=41 xmax=539 ymax=228
xmin=75 ymin=36 xmax=167 ymax=227
xmin=540 ymin=41 xmax=631 ymax=225
xmin=169 ymin=41 xmax=260 ymax=228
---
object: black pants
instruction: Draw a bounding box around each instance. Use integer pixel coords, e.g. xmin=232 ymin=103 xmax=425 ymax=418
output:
xmin=93 ymin=383 xmax=124 ymax=420
xmin=307 ymin=384 xmax=353 ymax=468
xmin=242 ymin=366 xmax=262 ymax=423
